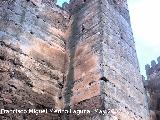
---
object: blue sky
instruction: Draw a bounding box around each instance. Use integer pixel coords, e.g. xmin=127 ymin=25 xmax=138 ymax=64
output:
xmin=57 ymin=0 xmax=69 ymax=6
xmin=57 ymin=0 xmax=160 ymax=77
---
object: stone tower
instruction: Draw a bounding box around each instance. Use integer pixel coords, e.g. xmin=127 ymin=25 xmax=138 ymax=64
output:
xmin=0 ymin=0 xmax=150 ymax=120
xmin=64 ymin=0 xmax=149 ymax=119
xmin=145 ymin=57 xmax=160 ymax=120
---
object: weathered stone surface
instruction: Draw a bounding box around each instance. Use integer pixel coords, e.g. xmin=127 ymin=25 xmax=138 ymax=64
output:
xmin=144 ymin=57 xmax=160 ymax=120
xmin=0 ymin=0 xmax=70 ymax=119
xmin=0 ymin=0 xmax=151 ymax=120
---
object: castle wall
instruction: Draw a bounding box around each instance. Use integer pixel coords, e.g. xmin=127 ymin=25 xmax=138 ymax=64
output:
xmin=0 ymin=0 xmax=70 ymax=119
xmin=0 ymin=0 xmax=151 ymax=120
xmin=64 ymin=0 xmax=104 ymax=119
xmin=64 ymin=0 xmax=150 ymax=120
xmin=146 ymin=57 xmax=160 ymax=81
xmin=145 ymin=57 xmax=160 ymax=120
xmin=101 ymin=0 xmax=149 ymax=119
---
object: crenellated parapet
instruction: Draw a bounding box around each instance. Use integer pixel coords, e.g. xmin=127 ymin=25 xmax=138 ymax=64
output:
xmin=66 ymin=0 xmax=90 ymax=14
xmin=145 ymin=56 xmax=160 ymax=80
xmin=30 ymin=0 xmax=57 ymax=7
xmin=67 ymin=0 xmax=129 ymax=17
xmin=145 ymin=56 xmax=160 ymax=89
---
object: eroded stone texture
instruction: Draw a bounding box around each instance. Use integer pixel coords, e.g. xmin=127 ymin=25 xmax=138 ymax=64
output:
xmin=0 ymin=0 xmax=70 ymax=119
xmin=99 ymin=0 xmax=149 ymax=119
xmin=63 ymin=0 xmax=150 ymax=120
xmin=0 ymin=0 xmax=150 ymax=120
xmin=64 ymin=1 xmax=103 ymax=113
xmin=144 ymin=58 xmax=160 ymax=120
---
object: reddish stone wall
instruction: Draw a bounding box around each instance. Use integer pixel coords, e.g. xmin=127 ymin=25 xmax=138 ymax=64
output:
xmin=64 ymin=0 xmax=103 ymax=113
xmin=0 ymin=0 xmax=150 ymax=120
xmin=63 ymin=0 xmax=150 ymax=120
xmin=100 ymin=0 xmax=149 ymax=119
xmin=0 ymin=0 xmax=70 ymax=119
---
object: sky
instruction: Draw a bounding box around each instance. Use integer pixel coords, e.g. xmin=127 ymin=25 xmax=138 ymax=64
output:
xmin=57 ymin=0 xmax=70 ymax=6
xmin=57 ymin=0 xmax=160 ymax=77
xmin=128 ymin=0 xmax=160 ymax=77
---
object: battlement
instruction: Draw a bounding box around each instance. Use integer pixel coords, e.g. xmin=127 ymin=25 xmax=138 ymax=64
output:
xmin=64 ymin=0 xmax=129 ymax=14
xmin=67 ymin=0 xmax=128 ymax=8
xmin=145 ymin=56 xmax=160 ymax=79
xmin=28 ymin=0 xmax=57 ymax=7
xmin=66 ymin=0 xmax=90 ymax=14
